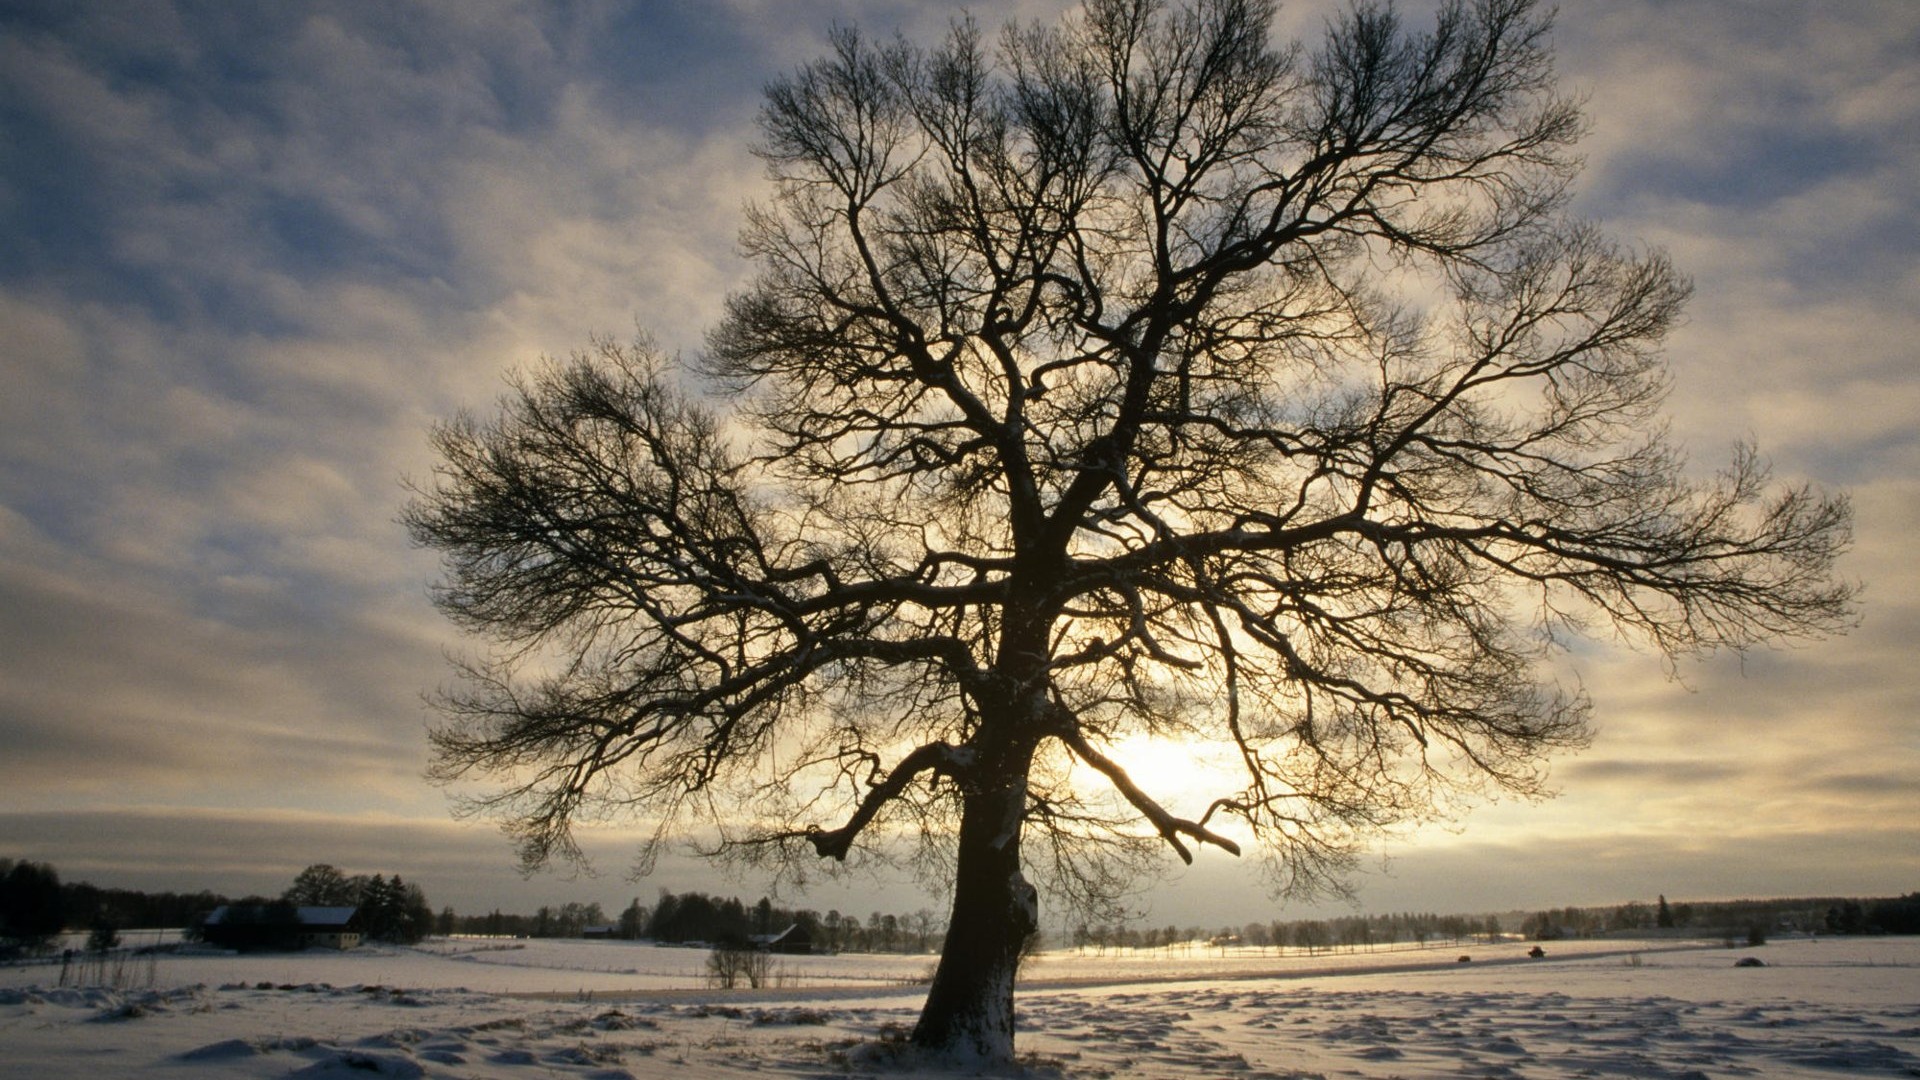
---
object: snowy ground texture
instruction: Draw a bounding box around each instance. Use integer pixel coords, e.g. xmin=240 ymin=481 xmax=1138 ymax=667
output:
xmin=2 ymin=935 xmax=1916 ymax=1078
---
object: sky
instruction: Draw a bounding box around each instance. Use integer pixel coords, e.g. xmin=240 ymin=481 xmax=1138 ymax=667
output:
xmin=1 ymin=0 xmax=1915 ymax=932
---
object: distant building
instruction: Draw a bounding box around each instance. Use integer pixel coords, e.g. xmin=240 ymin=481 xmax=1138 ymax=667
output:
xmin=748 ymin=924 xmax=813 ymax=955
xmin=201 ymin=905 xmax=363 ymax=951
xmin=581 ymin=924 xmax=619 ymax=939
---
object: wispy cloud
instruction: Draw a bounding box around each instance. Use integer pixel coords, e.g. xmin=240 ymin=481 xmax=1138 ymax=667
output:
xmin=0 ymin=0 xmax=1912 ymax=922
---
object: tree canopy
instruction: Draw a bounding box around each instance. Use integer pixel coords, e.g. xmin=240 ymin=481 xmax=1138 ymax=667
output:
xmin=283 ymin=864 xmax=356 ymax=908
xmin=407 ymin=0 xmax=1853 ymax=1060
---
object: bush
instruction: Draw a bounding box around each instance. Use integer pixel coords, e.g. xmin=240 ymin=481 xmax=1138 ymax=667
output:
xmin=706 ymin=944 xmax=772 ymax=989
xmin=58 ymin=947 xmax=157 ymax=990
xmin=87 ymin=921 xmax=121 ymax=953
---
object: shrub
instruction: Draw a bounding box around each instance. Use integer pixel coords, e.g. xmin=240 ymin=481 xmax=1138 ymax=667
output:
xmin=705 ymin=944 xmax=771 ymax=989
xmin=87 ymin=921 xmax=121 ymax=953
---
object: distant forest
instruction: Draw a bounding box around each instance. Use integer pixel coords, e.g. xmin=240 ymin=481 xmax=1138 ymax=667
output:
xmin=0 ymin=858 xmax=432 ymax=951
xmin=1074 ymin=892 xmax=1920 ymax=956
xmin=446 ymin=889 xmax=946 ymax=954
xmin=4 ymin=857 xmax=1915 ymax=957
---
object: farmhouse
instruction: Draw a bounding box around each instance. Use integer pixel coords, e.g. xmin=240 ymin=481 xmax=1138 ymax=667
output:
xmin=201 ymin=904 xmax=363 ymax=951
xmin=748 ymin=924 xmax=813 ymax=955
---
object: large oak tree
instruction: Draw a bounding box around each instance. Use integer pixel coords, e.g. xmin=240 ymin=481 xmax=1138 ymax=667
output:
xmin=407 ymin=0 xmax=1854 ymax=1061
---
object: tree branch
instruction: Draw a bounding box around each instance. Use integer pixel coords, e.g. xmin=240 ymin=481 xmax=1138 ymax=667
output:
xmin=1051 ymin=716 xmax=1241 ymax=865
xmin=805 ymin=741 xmax=972 ymax=860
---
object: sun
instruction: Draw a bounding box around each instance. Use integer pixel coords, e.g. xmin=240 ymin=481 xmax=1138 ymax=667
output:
xmin=1090 ymin=732 xmax=1242 ymax=808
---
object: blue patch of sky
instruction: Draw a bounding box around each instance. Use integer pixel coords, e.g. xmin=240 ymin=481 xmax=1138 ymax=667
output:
xmin=0 ymin=0 xmax=948 ymax=331
xmin=248 ymin=187 xmax=457 ymax=297
xmin=1586 ymin=120 xmax=1908 ymax=300
xmin=1792 ymin=430 xmax=1915 ymax=490
xmin=1 ymin=5 xmax=463 ymax=330
xmin=578 ymin=3 xmax=811 ymax=133
xmin=0 ymin=108 xmax=101 ymax=281
xmin=0 ymin=483 xmax=97 ymax=565
xmin=1601 ymin=125 xmax=1880 ymax=213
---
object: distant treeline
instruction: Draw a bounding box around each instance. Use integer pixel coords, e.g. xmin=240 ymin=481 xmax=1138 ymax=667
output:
xmin=1 ymin=858 xmax=233 ymax=949
xmin=1062 ymin=893 xmax=1920 ymax=955
xmin=647 ymin=890 xmax=944 ymax=953
xmin=447 ymin=889 xmax=946 ymax=953
xmin=1519 ymin=893 xmax=1920 ymax=939
xmin=0 ymin=859 xmax=434 ymax=951
xmin=8 ymin=855 xmax=1913 ymax=955
xmin=1070 ymin=911 xmax=1503 ymax=955
xmin=446 ymin=901 xmax=617 ymax=940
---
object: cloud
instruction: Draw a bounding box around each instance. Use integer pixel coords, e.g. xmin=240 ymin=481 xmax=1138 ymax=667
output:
xmin=0 ymin=806 xmax=527 ymax=904
xmin=0 ymin=805 xmax=945 ymax=918
xmin=1371 ymin=825 xmax=1920 ymax=912
xmin=1559 ymin=759 xmax=1741 ymax=788
xmin=1173 ymin=820 xmax=1920 ymax=925
xmin=0 ymin=1 xmax=783 ymax=830
xmin=0 ymin=0 xmax=1912 ymax=926
xmin=0 ymin=507 xmax=440 ymax=807
xmin=1556 ymin=3 xmax=1920 ymax=482
xmin=0 ymin=0 xmax=1009 ymax=895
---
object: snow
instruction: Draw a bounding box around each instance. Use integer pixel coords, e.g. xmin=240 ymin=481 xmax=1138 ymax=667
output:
xmin=2 ymin=935 xmax=1915 ymax=1077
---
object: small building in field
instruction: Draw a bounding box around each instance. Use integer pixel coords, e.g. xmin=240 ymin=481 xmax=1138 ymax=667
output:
xmin=290 ymin=906 xmax=362 ymax=950
xmin=748 ymin=924 xmax=813 ymax=955
xmin=201 ymin=904 xmax=363 ymax=951
xmin=581 ymin=924 xmax=619 ymax=939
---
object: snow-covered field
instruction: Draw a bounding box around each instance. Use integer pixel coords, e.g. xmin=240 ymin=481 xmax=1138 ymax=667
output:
xmin=2 ymin=935 xmax=1915 ymax=1077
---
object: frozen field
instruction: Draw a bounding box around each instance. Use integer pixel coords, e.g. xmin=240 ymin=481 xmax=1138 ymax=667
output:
xmin=2 ymin=935 xmax=1915 ymax=1077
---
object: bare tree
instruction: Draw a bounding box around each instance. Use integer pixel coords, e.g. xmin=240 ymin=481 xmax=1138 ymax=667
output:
xmin=406 ymin=0 xmax=1853 ymax=1062
xmin=283 ymin=864 xmax=355 ymax=907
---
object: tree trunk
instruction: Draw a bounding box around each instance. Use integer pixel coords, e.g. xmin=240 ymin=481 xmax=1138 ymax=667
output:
xmin=911 ymin=778 xmax=1037 ymax=1063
